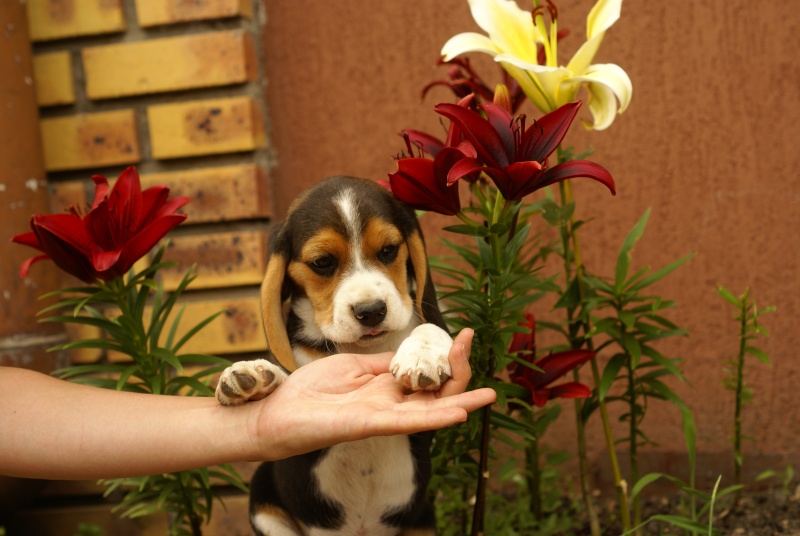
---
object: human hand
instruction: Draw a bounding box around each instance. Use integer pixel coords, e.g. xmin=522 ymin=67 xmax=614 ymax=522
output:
xmin=248 ymin=328 xmax=494 ymax=461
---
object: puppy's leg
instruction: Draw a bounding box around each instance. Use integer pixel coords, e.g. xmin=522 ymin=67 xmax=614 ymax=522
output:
xmin=251 ymin=506 xmax=304 ymax=536
xmin=215 ymin=359 xmax=287 ymax=406
xmin=390 ymin=324 xmax=453 ymax=391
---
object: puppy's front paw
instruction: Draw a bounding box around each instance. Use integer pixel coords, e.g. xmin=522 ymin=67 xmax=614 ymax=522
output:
xmin=215 ymin=359 xmax=287 ymax=406
xmin=390 ymin=324 xmax=453 ymax=391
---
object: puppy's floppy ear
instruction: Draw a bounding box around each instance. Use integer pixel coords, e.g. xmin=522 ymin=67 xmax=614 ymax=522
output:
xmin=406 ymin=229 xmax=447 ymax=332
xmin=260 ymin=222 xmax=297 ymax=372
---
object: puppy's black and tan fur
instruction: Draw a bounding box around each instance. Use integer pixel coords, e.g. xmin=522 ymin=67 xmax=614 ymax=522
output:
xmin=216 ymin=176 xmax=454 ymax=536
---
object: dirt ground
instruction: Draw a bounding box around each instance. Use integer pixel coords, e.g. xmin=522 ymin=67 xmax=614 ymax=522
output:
xmin=580 ymin=486 xmax=800 ymax=535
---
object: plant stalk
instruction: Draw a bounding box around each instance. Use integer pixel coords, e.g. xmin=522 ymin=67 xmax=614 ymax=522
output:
xmin=733 ymin=289 xmax=749 ymax=501
xmin=559 ymin=178 xmax=631 ymax=532
xmin=470 ymin=351 xmax=495 ymax=536
xmin=525 ymin=413 xmax=543 ymax=519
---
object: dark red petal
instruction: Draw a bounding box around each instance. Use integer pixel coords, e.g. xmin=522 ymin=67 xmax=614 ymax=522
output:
xmin=32 ymin=218 xmax=97 ymax=283
xmin=501 ymin=161 xmax=546 ymax=200
xmin=139 ymin=186 xmax=171 ymax=226
xmin=532 ymin=387 xmax=551 ymax=407
xmin=151 ymin=195 xmax=191 ymax=220
xmin=435 ymin=103 xmax=509 ymax=168
xmin=111 ymin=214 xmax=187 ymax=278
xmin=481 ymin=103 xmax=515 ymax=157
xmin=508 ymin=314 xmax=536 ymax=354
xmin=445 ymin=157 xmax=483 ymax=186
xmin=529 ymin=160 xmax=616 ymax=196
xmin=19 ymin=254 xmax=50 ymax=279
xmin=84 ymin=199 xmax=119 ymax=251
xmin=32 ymin=213 xmax=94 ymax=254
xmin=401 ymin=129 xmax=445 ymax=157
xmin=533 ymin=350 xmax=595 ymax=389
xmin=11 ymin=230 xmax=43 ymax=251
xmin=108 ymin=166 xmax=144 ymax=231
xmin=548 ymin=382 xmax=592 ymax=400
xmin=523 ymin=101 xmax=582 ymax=162
xmin=91 ymin=249 xmax=123 ymax=272
xmin=389 ymin=159 xmax=460 ymax=216
xmin=90 ymin=175 xmax=110 ymax=209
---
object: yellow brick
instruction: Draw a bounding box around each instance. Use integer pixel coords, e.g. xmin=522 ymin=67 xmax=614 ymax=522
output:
xmin=83 ymin=30 xmax=254 ymax=100
xmin=135 ymin=0 xmax=252 ymax=27
xmin=147 ymin=96 xmax=263 ymax=159
xmin=40 ymin=110 xmax=141 ymax=171
xmin=26 ymin=0 xmax=126 ymax=42
xmin=32 ymin=51 xmax=75 ymax=106
xmin=158 ymin=230 xmax=268 ymax=291
xmin=141 ymin=164 xmax=271 ymax=223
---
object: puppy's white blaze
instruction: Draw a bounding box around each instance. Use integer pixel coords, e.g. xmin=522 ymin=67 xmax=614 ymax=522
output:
xmin=251 ymin=513 xmax=300 ymax=536
xmin=334 ymin=188 xmax=365 ymax=270
xmin=325 ymin=268 xmax=413 ymax=344
xmin=313 ymin=436 xmax=416 ymax=536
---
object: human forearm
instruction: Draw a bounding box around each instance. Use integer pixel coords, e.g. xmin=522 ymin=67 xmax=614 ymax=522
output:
xmin=0 ymin=367 xmax=261 ymax=480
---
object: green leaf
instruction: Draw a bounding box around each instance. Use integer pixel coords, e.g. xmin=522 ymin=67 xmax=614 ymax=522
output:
xmin=628 ymin=253 xmax=695 ymax=292
xmin=629 ymin=472 xmax=667 ymax=501
xmin=621 ymin=332 xmax=642 ymax=368
xmin=442 ymin=224 xmax=490 ymax=237
xmin=599 ymin=353 xmax=627 ymax=400
xmin=715 ymin=285 xmax=742 ymax=307
xmin=615 ymin=208 xmax=651 ymax=291
xmin=745 ymin=345 xmax=771 ymax=365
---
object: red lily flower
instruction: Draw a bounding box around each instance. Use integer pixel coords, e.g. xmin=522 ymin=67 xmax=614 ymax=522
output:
xmin=508 ymin=314 xmax=595 ymax=407
xmin=388 ymin=96 xmax=477 ymax=216
xmin=435 ymin=100 xmax=616 ymax=201
xmin=421 ymin=57 xmax=526 ymax=114
xmin=12 ymin=167 xmax=190 ymax=283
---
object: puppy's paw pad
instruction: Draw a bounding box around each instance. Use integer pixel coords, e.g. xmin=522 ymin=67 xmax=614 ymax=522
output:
xmin=390 ymin=324 xmax=453 ymax=392
xmin=215 ymin=359 xmax=285 ymax=406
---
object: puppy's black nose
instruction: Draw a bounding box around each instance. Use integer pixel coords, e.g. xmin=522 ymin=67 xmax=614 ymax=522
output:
xmin=353 ymin=300 xmax=387 ymax=327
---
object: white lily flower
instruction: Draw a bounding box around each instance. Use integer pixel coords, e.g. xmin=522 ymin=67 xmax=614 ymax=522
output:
xmin=441 ymin=0 xmax=632 ymax=130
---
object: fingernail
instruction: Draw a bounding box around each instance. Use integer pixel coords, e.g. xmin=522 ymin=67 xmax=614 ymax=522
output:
xmin=460 ymin=342 xmax=468 ymax=361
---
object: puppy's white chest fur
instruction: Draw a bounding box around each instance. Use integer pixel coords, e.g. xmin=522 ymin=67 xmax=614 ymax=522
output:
xmin=311 ymin=436 xmax=415 ymax=536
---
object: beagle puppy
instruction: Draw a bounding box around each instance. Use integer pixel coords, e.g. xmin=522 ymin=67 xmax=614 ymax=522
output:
xmin=216 ymin=176 xmax=453 ymax=536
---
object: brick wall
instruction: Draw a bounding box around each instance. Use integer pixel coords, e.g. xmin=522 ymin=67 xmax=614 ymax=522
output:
xmin=30 ymin=0 xmax=271 ymax=362
xmin=7 ymin=0 xmax=272 ymax=532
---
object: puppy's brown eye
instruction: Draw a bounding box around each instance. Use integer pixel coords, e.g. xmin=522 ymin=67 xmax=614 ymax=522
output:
xmin=309 ymin=255 xmax=337 ymax=276
xmin=377 ymin=244 xmax=399 ymax=264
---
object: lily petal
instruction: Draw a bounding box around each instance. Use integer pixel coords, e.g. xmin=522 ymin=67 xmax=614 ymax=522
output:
xmin=524 ymin=101 xmax=582 ymax=162
xmin=534 ymin=350 xmax=595 ymax=388
xmin=587 ymin=0 xmax=622 ymax=39
xmin=113 ymin=213 xmax=187 ymax=278
xmin=534 ymin=160 xmax=616 ymax=196
xmin=11 ymin=230 xmax=43 ymax=251
xmin=571 ymin=63 xmax=633 ymax=130
xmin=466 ymin=0 xmax=539 ymax=62
xmin=441 ymin=32 xmax=503 ymax=61
xmin=19 ymin=254 xmax=50 ymax=279
xmin=548 ymin=381 xmax=593 ymax=400
xmin=436 ymin=103 xmax=509 ymax=168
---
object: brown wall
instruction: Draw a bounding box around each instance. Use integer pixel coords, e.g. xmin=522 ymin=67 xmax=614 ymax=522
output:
xmin=261 ymin=0 xmax=800 ymax=482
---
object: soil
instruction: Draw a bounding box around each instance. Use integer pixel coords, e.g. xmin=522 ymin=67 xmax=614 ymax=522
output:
xmin=579 ymin=486 xmax=800 ymax=535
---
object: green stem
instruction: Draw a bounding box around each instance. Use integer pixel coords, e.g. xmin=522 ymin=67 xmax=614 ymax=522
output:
xmin=625 ymin=335 xmax=641 ymax=532
xmin=559 ymin=177 xmax=631 ymax=532
xmin=525 ymin=410 xmax=542 ymax=519
xmin=733 ymin=288 xmax=749 ymax=501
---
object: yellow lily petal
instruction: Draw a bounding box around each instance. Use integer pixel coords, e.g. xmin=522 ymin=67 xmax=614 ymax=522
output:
xmin=565 ymin=33 xmax=605 ymax=83
xmin=496 ymin=54 xmax=570 ymax=112
xmin=441 ymin=32 xmax=503 ymax=60
xmin=586 ymin=0 xmax=622 ymax=39
xmin=569 ymin=63 xmax=632 ymax=130
xmin=466 ymin=0 xmax=540 ymax=62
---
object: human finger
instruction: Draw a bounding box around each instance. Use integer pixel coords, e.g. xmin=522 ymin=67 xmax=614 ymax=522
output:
xmin=437 ymin=328 xmax=474 ymax=398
